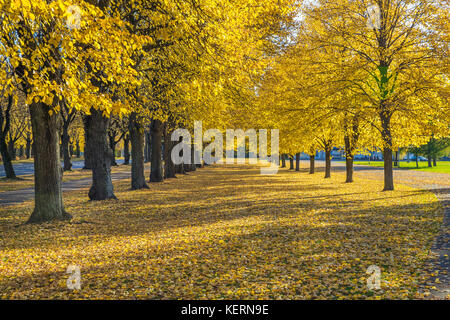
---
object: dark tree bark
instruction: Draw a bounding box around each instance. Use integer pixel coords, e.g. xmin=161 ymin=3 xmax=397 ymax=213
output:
xmin=82 ymin=115 xmax=93 ymax=170
xmin=129 ymin=113 xmax=148 ymax=189
xmin=144 ymin=129 xmax=151 ymax=163
xmin=61 ymin=124 xmax=72 ymax=171
xmin=150 ymin=119 xmax=163 ymax=182
xmin=25 ymin=135 xmax=32 ymax=159
xmin=344 ymin=135 xmax=354 ymax=183
xmin=394 ymin=150 xmax=399 ymax=167
xmin=163 ymin=124 xmax=176 ymax=179
xmin=75 ymin=140 xmax=81 ymax=158
xmin=281 ymin=154 xmax=286 ymax=168
xmin=87 ymin=109 xmax=116 ymax=200
xmin=60 ymin=102 xmax=76 ymax=171
xmin=175 ymin=137 xmax=186 ymax=174
xmin=109 ymin=138 xmax=118 ymax=166
xmin=289 ymin=155 xmax=294 ymax=170
xmin=295 ymin=153 xmax=300 ymax=171
xmin=27 ymin=101 xmax=71 ymax=223
xmin=309 ymin=155 xmax=315 ymax=174
xmin=123 ymin=134 xmax=130 ymax=165
xmin=176 ymin=163 xmax=186 ymax=174
xmin=0 ymin=95 xmax=17 ymax=179
xmin=433 ymin=157 xmax=437 ymax=167
xmin=325 ymin=148 xmax=331 ymax=179
xmin=381 ymin=108 xmax=394 ymax=190
xmin=184 ymin=162 xmax=192 ymax=173
xmin=8 ymin=140 xmax=15 ymax=160
xmin=190 ymin=143 xmax=197 ymax=172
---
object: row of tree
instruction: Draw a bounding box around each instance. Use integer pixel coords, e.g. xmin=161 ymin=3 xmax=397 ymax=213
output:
xmin=240 ymin=0 xmax=448 ymax=189
xmin=0 ymin=0 xmax=298 ymax=223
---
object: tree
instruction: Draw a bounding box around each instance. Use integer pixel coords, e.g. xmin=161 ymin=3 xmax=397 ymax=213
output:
xmin=1 ymin=0 xmax=143 ymax=221
xmin=0 ymin=93 xmax=16 ymax=179
xmin=303 ymin=0 xmax=449 ymax=190
xmin=129 ymin=112 xmax=148 ymax=189
xmin=60 ymin=100 xmax=77 ymax=171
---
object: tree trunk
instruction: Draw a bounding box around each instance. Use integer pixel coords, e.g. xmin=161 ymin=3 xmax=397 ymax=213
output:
xmin=190 ymin=143 xmax=197 ymax=172
xmin=433 ymin=157 xmax=437 ymax=167
xmin=325 ymin=148 xmax=331 ymax=179
xmin=123 ymin=135 xmax=130 ymax=165
xmin=309 ymin=155 xmax=315 ymax=174
xmin=394 ymin=150 xmax=399 ymax=167
xmin=295 ymin=153 xmax=300 ymax=171
xmin=110 ymin=140 xmax=117 ymax=166
xmin=428 ymin=154 xmax=432 ymax=168
xmin=380 ymin=109 xmax=394 ymax=191
xmin=82 ymin=115 xmax=92 ymax=170
xmin=75 ymin=140 xmax=81 ymax=158
xmin=61 ymin=125 xmax=72 ymax=171
xmin=27 ymin=102 xmax=71 ymax=223
xmin=344 ymin=135 xmax=354 ymax=183
xmin=0 ymin=136 xmax=16 ymax=179
xmin=345 ymin=156 xmax=354 ymax=183
xmin=8 ymin=141 xmax=15 ymax=160
xmin=25 ymin=138 xmax=31 ymax=159
xmin=144 ymin=130 xmax=151 ymax=163
xmin=289 ymin=156 xmax=294 ymax=170
xmin=87 ymin=109 xmax=116 ymax=200
xmin=163 ymin=125 xmax=176 ymax=179
xmin=150 ymin=119 xmax=163 ymax=182
xmin=0 ymin=95 xmax=16 ymax=179
xmin=129 ymin=113 xmax=148 ymax=189
xmin=176 ymin=163 xmax=186 ymax=174
xmin=281 ymin=154 xmax=286 ymax=168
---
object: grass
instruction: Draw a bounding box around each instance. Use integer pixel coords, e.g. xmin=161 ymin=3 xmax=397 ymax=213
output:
xmin=0 ymin=164 xmax=444 ymax=299
xmin=351 ymin=161 xmax=450 ymax=174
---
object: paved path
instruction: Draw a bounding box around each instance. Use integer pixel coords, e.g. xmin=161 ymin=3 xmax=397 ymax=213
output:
xmin=0 ymin=170 xmax=131 ymax=206
xmin=0 ymin=159 xmax=124 ymax=178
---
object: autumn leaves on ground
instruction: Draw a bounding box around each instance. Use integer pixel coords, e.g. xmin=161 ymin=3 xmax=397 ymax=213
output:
xmin=0 ymin=164 xmax=443 ymax=299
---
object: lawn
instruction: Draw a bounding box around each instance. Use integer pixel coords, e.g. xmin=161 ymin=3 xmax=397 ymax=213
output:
xmin=0 ymin=164 xmax=444 ymax=300
xmin=351 ymin=161 xmax=450 ymax=174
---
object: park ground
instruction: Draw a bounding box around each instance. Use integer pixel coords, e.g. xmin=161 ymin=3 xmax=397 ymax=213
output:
xmin=0 ymin=162 xmax=448 ymax=299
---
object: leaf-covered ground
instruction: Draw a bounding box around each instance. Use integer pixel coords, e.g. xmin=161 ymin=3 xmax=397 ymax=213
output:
xmin=0 ymin=164 xmax=445 ymax=299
